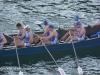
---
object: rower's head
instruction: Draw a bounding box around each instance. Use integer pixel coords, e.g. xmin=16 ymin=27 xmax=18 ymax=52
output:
xmin=16 ymin=23 xmax=23 ymax=30
xmin=75 ymin=21 xmax=82 ymax=28
xmin=43 ymin=20 xmax=48 ymax=26
xmin=24 ymin=25 xmax=30 ymax=31
xmin=48 ymin=24 xmax=54 ymax=31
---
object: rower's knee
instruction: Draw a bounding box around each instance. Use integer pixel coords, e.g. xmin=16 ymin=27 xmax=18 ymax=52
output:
xmin=44 ymin=42 xmax=52 ymax=45
xmin=37 ymin=41 xmax=42 ymax=46
xmin=16 ymin=43 xmax=24 ymax=48
xmin=34 ymin=38 xmax=40 ymax=44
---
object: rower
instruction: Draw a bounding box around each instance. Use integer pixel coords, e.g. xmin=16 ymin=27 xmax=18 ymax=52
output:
xmin=14 ymin=25 xmax=34 ymax=47
xmin=90 ymin=22 xmax=100 ymax=38
xmin=60 ymin=15 xmax=80 ymax=42
xmin=0 ymin=33 xmax=7 ymax=49
xmin=34 ymin=20 xmax=49 ymax=44
xmin=91 ymin=22 xmax=100 ymax=28
xmin=65 ymin=21 xmax=86 ymax=42
xmin=10 ymin=23 xmax=26 ymax=45
xmin=37 ymin=24 xmax=58 ymax=45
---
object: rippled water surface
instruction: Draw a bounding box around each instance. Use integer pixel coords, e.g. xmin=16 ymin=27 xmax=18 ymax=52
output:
xmin=0 ymin=0 xmax=100 ymax=75
xmin=0 ymin=56 xmax=100 ymax=75
xmin=0 ymin=0 xmax=100 ymax=34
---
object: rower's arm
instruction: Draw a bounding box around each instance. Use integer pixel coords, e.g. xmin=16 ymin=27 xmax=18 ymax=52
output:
xmin=42 ymin=32 xmax=56 ymax=41
xmin=40 ymin=28 xmax=49 ymax=36
xmin=29 ymin=33 xmax=33 ymax=43
xmin=1 ymin=35 xmax=7 ymax=45
xmin=15 ymin=30 xmax=26 ymax=39
xmin=91 ymin=22 xmax=100 ymax=27
xmin=77 ymin=29 xmax=85 ymax=37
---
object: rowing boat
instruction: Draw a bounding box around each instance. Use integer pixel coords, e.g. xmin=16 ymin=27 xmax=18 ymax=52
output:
xmin=0 ymin=25 xmax=100 ymax=61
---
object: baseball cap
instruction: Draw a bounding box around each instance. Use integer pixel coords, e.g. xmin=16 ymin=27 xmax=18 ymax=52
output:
xmin=75 ymin=21 xmax=81 ymax=26
xmin=48 ymin=24 xmax=54 ymax=28
xmin=24 ymin=25 xmax=30 ymax=29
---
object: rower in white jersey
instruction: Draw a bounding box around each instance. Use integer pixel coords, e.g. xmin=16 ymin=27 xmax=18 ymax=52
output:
xmin=34 ymin=20 xmax=49 ymax=44
xmin=60 ymin=15 xmax=80 ymax=42
xmin=10 ymin=23 xmax=26 ymax=45
xmin=37 ymin=24 xmax=58 ymax=46
xmin=65 ymin=21 xmax=86 ymax=42
xmin=60 ymin=15 xmax=85 ymax=42
xmin=0 ymin=33 xmax=7 ymax=49
xmin=14 ymin=25 xmax=34 ymax=47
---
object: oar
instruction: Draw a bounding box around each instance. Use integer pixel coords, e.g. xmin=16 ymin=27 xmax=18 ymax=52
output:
xmin=39 ymin=39 xmax=66 ymax=75
xmin=33 ymin=30 xmax=66 ymax=75
xmin=35 ymin=21 xmax=42 ymax=25
xmin=14 ymin=39 xmax=23 ymax=75
xmin=35 ymin=21 xmax=44 ymax=31
xmin=69 ymin=31 xmax=83 ymax=75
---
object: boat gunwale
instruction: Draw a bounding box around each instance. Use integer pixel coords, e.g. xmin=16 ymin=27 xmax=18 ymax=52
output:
xmin=1 ymin=36 xmax=100 ymax=51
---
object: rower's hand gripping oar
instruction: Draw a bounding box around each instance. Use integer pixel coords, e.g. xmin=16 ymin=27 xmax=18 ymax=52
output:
xmin=37 ymin=36 xmax=66 ymax=75
xmin=14 ymin=39 xmax=23 ymax=75
xmin=69 ymin=31 xmax=83 ymax=75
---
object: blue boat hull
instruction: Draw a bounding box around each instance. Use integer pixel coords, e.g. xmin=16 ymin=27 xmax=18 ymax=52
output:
xmin=0 ymin=38 xmax=100 ymax=66
xmin=0 ymin=37 xmax=100 ymax=57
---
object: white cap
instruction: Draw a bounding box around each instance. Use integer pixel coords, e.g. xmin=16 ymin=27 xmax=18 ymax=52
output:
xmin=24 ymin=25 xmax=30 ymax=29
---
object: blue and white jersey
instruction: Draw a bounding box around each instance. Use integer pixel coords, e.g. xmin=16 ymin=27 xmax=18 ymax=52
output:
xmin=23 ymin=31 xmax=33 ymax=47
xmin=19 ymin=29 xmax=25 ymax=40
xmin=19 ymin=29 xmax=24 ymax=36
xmin=25 ymin=32 xmax=31 ymax=42
xmin=74 ymin=27 xmax=85 ymax=41
xmin=49 ymin=30 xmax=58 ymax=44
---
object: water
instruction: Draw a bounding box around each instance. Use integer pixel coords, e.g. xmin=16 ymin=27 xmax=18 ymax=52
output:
xmin=0 ymin=0 xmax=100 ymax=75
xmin=0 ymin=56 xmax=100 ymax=75
xmin=0 ymin=0 xmax=100 ymax=34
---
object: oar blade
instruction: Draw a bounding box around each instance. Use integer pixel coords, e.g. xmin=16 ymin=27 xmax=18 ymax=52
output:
xmin=19 ymin=71 xmax=23 ymax=75
xmin=58 ymin=67 xmax=67 ymax=75
xmin=77 ymin=66 xmax=83 ymax=75
xmin=35 ymin=21 xmax=42 ymax=25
